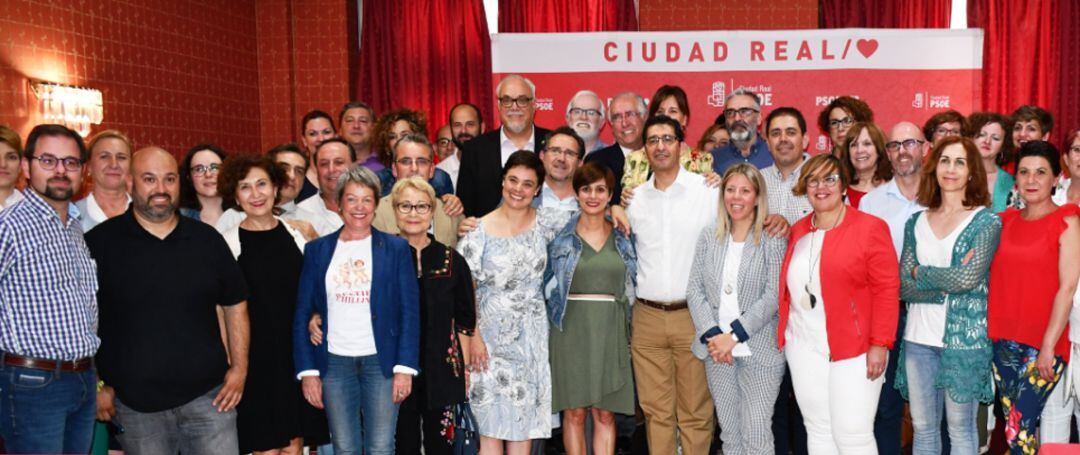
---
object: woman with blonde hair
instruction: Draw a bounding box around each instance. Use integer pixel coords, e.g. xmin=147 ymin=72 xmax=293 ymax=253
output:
xmin=687 ymin=163 xmax=787 ymax=454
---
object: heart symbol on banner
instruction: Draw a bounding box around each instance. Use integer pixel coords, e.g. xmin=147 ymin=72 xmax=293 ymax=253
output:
xmin=856 ymin=39 xmax=879 ymax=58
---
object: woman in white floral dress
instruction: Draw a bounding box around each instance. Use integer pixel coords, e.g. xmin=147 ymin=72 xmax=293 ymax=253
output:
xmin=457 ymin=151 xmax=572 ymax=453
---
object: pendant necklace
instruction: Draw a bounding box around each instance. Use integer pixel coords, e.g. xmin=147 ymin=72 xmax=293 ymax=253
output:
xmin=804 ymin=205 xmax=845 ymax=309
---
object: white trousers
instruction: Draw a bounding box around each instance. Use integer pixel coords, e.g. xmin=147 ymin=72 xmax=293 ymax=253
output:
xmin=785 ymin=339 xmax=884 ymax=455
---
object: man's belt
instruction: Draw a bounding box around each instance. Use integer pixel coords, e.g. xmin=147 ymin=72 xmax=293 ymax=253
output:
xmin=637 ymin=298 xmax=688 ymax=311
xmin=2 ymin=352 xmax=93 ymax=372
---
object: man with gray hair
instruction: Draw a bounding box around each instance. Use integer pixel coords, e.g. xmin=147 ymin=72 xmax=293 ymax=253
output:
xmin=711 ymin=88 xmax=774 ymax=174
xmin=565 ymin=90 xmax=608 ymax=154
xmin=584 ymin=91 xmax=648 ymax=205
xmin=457 ymin=74 xmax=551 ymax=217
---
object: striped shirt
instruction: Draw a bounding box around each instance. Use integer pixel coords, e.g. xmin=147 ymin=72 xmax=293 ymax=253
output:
xmin=0 ymin=189 xmax=99 ymax=360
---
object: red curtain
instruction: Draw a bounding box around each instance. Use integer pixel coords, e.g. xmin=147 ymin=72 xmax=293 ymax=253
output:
xmin=498 ymin=0 xmax=638 ymax=33
xmin=819 ymin=0 xmax=951 ymax=28
xmin=356 ymin=0 xmax=495 ymax=135
xmin=968 ymin=0 xmax=1059 ymax=123
xmin=1057 ymin=0 xmax=1080 ymax=144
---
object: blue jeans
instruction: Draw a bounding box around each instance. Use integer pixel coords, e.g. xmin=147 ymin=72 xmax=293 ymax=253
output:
xmin=113 ymin=383 xmax=238 ymax=454
xmin=0 ymin=362 xmax=96 ymax=454
xmin=323 ymin=353 xmax=398 ymax=455
xmin=905 ymin=341 xmax=979 ymax=455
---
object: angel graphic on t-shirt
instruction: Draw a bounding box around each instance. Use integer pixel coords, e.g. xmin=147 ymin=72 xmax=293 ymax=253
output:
xmin=333 ymin=258 xmax=371 ymax=288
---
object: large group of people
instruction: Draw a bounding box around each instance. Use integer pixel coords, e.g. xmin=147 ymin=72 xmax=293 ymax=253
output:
xmin=1 ymin=73 xmax=1079 ymax=455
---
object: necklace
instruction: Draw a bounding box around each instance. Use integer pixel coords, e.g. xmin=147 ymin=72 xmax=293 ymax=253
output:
xmin=803 ymin=205 xmax=845 ymax=309
xmin=723 ymin=234 xmax=735 ymax=295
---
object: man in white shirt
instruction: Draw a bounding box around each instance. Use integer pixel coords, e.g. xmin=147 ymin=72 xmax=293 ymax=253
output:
xmin=625 ymin=116 xmax=717 ymax=454
xmin=858 ymin=120 xmax=929 ymax=454
xmin=434 ymin=125 xmax=460 ymax=188
xmin=298 ymin=139 xmax=355 ymax=235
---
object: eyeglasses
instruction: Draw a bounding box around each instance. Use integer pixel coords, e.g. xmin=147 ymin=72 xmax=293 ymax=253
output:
xmin=190 ymin=163 xmax=221 ymax=176
xmin=885 ymin=139 xmax=925 ymax=152
xmin=395 ymin=202 xmax=432 ymax=214
xmin=645 ymin=135 xmax=679 ymax=147
xmin=828 ymin=117 xmax=854 ymax=130
xmin=934 ymin=127 xmax=961 ymax=137
xmin=543 ymin=146 xmax=580 ymax=159
xmin=31 ymin=154 xmax=83 ymax=171
xmin=436 ymin=138 xmax=453 ymax=147
xmin=569 ymin=108 xmax=602 ymax=118
xmin=395 ymin=157 xmax=432 ymax=167
xmin=723 ymin=107 xmax=759 ymax=118
xmin=498 ymin=96 xmax=533 ymax=108
xmin=806 ymin=174 xmax=841 ymax=188
xmin=609 ymin=111 xmax=642 ymax=123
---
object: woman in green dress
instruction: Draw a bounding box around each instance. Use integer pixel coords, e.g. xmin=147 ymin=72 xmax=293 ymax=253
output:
xmin=544 ymin=162 xmax=638 ymax=454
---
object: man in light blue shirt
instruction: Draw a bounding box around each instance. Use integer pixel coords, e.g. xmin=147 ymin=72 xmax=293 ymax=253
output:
xmin=857 ymin=120 xmax=928 ymax=455
xmin=711 ymin=88 xmax=774 ymax=174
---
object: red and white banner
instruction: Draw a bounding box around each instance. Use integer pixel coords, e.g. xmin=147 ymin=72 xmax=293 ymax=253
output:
xmin=492 ymin=29 xmax=983 ymax=153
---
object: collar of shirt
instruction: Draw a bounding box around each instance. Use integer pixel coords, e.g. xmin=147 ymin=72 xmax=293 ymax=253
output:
xmin=768 ymin=153 xmax=810 ymax=182
xmin=619 ymin=144 xmax=635 ymax=157
xmin=1 ymin=189 xmax=24 ymax=210
xmin=85 ymin=192 xmax=132 ymax=224
xmin=119 ymin=207 xmax=189 ymax=240
xmin=279 ymin=200 xmax=298 ymax=215
xmin=21 ymin=188 xmax=82 ymax=228
xmin=641 ymin=166 xmax=693 ymax=195
xmin=500 ymin=126 xmax=536 ymax=151
xmin=882 ymin=178 xmax=914 ymax=202
xmin=540 ymin=182 xmax=580 ymax=211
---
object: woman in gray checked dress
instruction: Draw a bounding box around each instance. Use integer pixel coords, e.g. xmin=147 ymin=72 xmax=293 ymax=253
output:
xmin=456 ymin=151 xmax=572 ymax=452
xmin=686 ymin=163 xmax=787 ymax=454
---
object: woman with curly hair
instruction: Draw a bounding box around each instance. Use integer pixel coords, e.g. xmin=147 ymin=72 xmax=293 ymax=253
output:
xmin=373 ymin=109 xmax=428 ymax=168
xmin=817 ymin=96 xmax=874 ymax=156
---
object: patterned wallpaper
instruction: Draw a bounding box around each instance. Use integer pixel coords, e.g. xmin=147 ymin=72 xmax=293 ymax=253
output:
xmin=639 ymin=0 xmax=817 ymax=30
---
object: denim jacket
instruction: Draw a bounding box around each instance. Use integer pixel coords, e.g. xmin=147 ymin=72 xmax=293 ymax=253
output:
xmin=543 ymin=212 xmax=637 ymax=330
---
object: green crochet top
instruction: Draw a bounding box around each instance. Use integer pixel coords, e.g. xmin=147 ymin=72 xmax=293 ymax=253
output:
xmin=894 ymin=208 xmax=1002 ymax=404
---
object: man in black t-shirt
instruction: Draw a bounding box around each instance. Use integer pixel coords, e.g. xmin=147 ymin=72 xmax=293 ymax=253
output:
xmin=86 ymin=147 xmax=250 ymax=455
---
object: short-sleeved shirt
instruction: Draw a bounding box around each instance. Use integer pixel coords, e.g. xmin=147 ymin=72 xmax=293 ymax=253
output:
xmin=86 ymin=209 xmax=249 ymax=412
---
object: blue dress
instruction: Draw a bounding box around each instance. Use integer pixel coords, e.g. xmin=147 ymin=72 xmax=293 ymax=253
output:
xmin=456 ymin=207 xmax=571 ymax=441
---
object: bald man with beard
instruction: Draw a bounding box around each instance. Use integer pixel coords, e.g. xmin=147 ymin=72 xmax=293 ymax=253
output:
xmin=88 ymin=146 xmax=251 ymax=455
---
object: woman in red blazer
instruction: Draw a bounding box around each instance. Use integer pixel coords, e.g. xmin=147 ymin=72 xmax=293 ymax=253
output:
xmin=777 ymin=153 xmax=900 ymax=454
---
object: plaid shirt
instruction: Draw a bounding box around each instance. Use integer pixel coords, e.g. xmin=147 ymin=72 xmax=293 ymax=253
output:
xmin=0 ymin=189 xmax=99 ymax=360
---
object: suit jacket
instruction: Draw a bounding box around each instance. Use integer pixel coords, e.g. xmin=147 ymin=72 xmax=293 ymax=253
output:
xmin=776 ymin=209 xmax=900 ymax=361
xmin=457 ymin=126 xmax=551 ymax=217
xmin=583 ymin=143 xmax=626 ymax=205
xmin=371 ymin=195 xmax=462 ymax=248
xmin=292 ymin=228 xmax=420 ymax=378
xmin=686 ymin=224 xmax=787 ymax=365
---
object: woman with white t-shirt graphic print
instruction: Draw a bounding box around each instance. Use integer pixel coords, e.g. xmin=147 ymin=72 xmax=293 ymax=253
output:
xmin=293 ymin=165 xmax=420 ymax=455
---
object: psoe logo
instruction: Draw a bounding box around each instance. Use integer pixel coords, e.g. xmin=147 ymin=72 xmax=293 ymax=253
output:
xmin=534 ymin=98 xmax=554 ymax=111
xmin=929 ymin=96 xmax=951 ymax=108
xmin=912 ymin=93 xmax=925 ymax=109
xmin=707 ymin=82 xmax=726 ymax=108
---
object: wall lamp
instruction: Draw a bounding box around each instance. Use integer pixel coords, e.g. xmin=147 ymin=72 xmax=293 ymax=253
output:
xmin=29 ymin=80 xmax=104 ymax=137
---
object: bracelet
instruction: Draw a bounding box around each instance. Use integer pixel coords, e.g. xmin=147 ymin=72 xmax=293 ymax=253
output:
xmin=97 ymin=380 xmax=105 ymax=392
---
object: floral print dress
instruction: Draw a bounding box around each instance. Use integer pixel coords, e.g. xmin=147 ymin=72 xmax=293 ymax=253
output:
xmin=456 ymin=207 xmax=572 ymax=441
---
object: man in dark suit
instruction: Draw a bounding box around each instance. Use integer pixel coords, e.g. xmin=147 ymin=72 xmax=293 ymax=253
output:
xmin=457 ymin=75 xmax=551 ymax=217
xmin=583 ymin=92 xmax=647 ymax=205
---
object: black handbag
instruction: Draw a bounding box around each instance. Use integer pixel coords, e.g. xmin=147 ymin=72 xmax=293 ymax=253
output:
xmin=452 ymin=402 xmax=480 ymax=455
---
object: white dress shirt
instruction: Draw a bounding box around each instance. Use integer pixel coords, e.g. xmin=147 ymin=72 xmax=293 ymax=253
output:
xmin=905 ymin=209 xmax=980 ymax=348
xmin=1 ymin=190 xmax=24 ymax=212
xmin=627 ymin=168 xmax=719 ymax=301
xmin=215 ymin=200 xmax=331 ymax=235
xmin=297 ymin=194 xmax=344 ymax=236
xmin=500 ymin=127 xmax=537 ymax=166
xmin=859 ymin=178 xmax=926 ymax=257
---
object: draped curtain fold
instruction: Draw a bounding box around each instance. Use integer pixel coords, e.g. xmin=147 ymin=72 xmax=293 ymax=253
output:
xmin=819 ymin=0 xmax=951 ymax=28
xmin=1056 ymin=0 xmax=1079 ymax=148
xmin=968 ymin=0 xmax=1059 ymax=131
xmin=356 ymin=0 xmax=495 ymax=135
xmin=498 ymin=0 xmax=638 ymax=33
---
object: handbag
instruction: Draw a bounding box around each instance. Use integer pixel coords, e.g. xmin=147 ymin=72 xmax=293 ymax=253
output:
xmin=452 ymin=402 xmax=480 ymax=455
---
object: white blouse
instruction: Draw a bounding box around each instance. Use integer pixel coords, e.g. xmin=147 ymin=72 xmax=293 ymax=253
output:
xmin=905 ymin=209 xmax=979 ymax=348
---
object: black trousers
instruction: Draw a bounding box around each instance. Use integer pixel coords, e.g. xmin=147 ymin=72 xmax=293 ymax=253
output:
xmin=396 ymin=378 xmax=453 ymax=455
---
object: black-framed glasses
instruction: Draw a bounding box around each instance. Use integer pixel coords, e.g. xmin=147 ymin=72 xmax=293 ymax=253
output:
xmin=498 ymin=96 xmax=533 ymax=108
xmin=190 ymin=163 xmax=221 ymax=176
xmin=828 ymin=117 xmax=854 ymax=129
xmin=31 ymin=154 xmax=83 ymax=171
xmin=569 ymin=107 xmax=602 ymax=118
xmin=723 ymin=107 xmax=759 ymax=118
xmin=934 ymin=126 xmax=961 ymax=137
xmin=885 ymin=139 xmax=925 ymax=152
xmin=395 ymin=202 xmax=432 ymax=214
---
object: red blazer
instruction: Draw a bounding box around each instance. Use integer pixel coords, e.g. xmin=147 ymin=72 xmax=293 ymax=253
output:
xmin=777 ymin=208 xmax=900 ymax=361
